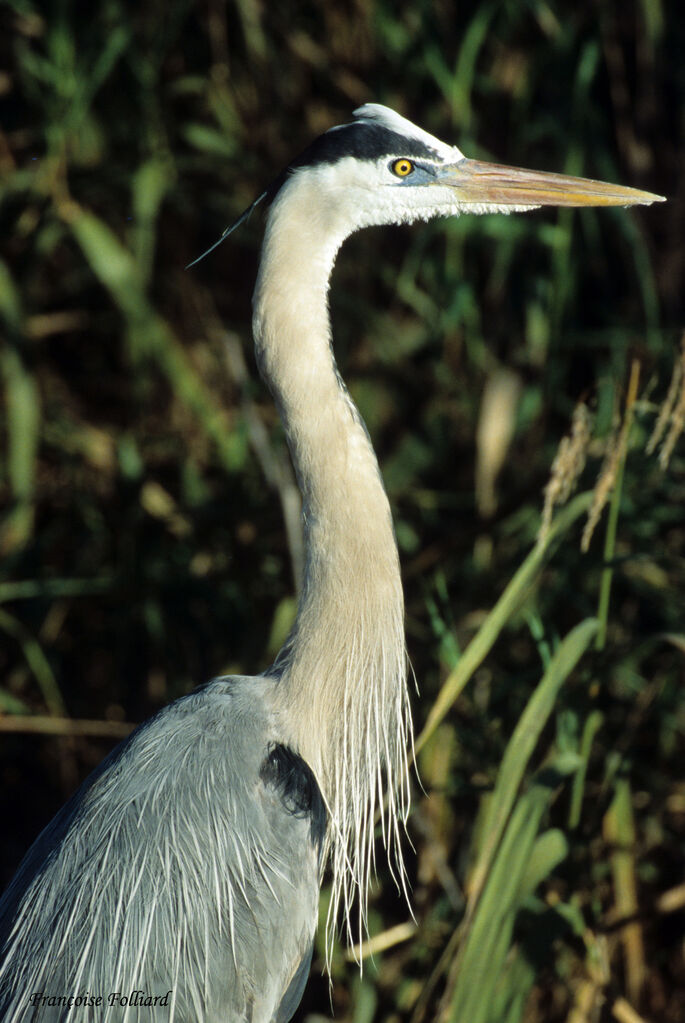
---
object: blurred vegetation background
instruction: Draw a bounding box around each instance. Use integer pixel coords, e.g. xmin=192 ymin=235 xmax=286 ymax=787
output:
xmin=1 ymin=0 xmax=683 ymax=1020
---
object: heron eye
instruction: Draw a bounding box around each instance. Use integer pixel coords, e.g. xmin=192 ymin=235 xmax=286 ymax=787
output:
xmin=391 ymin=158 xmax=415 ymax=178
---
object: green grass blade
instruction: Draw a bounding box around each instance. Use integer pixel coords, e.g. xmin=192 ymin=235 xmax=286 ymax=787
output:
xmin=63 ymin=202 xmax=246 ymax=474
xmin=0 ymin=577 xmax=114 ymax=604
xmin=449 ymin=770 xmax=569 ymax=1023
xmin=416 ymin=492 xmax=593 ymax=755
xmin=0 ymin=609 xmax=66 ymax=716
xmin=568 ymin=709 xmax=603 ymax=829
xmin=468 ymin=619 xmax=597 ymax=909
xmin=517 ymin=829 xmax=569 ymax=901
xmin=0 ymin=261 xmax=40 ymax=552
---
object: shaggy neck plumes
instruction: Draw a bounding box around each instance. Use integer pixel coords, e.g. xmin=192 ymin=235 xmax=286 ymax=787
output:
xmin=252 ymin=173 xmax=411 ymax=949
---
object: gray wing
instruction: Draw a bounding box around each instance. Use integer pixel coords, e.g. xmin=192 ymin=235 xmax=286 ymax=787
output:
xmin=0 ymin=676 xmax=326 ymax=1023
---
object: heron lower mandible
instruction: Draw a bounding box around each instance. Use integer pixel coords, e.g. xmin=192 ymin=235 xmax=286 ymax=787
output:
xmin=0 ymin=105 xmax=663 ymax=1022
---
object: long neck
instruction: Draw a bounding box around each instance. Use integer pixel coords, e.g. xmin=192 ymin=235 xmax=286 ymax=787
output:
xmin=252 ymin=178 xmax=411 ymax=944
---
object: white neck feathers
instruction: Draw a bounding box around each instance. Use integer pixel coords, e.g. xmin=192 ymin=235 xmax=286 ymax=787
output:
xmin=252 ymin=171 xmax=411 ymax=948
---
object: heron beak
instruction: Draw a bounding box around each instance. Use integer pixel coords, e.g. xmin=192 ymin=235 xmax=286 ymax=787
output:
xmin=437 ymin=158 xmax=665 ymax=208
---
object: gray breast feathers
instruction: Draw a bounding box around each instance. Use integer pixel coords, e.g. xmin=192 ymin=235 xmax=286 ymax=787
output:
xmin=0 ymin=677 xmax=326 ymax=1023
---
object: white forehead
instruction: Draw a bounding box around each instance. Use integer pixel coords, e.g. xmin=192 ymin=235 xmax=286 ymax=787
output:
xmin=352 ymin=103 xmax=464 ymax=162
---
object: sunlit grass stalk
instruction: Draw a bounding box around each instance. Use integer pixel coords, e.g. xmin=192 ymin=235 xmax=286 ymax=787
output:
xmin=595 ymin=361 xmax=640 ymax=651
xmin=0 ymin=715 xmax=133 ymax=738
xmin=604 ymin=777 xmax=646 ymax=1006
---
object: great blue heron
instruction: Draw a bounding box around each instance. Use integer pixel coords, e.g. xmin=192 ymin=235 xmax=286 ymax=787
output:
xmin=0 ymin=105 xmax=663 ymax=1022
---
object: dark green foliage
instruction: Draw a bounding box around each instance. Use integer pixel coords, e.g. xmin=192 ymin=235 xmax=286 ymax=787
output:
xmin=1 ymin=1 xmax=683 ymax=1019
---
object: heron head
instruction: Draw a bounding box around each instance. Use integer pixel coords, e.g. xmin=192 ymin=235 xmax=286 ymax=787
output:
xmin=188 ymin=104 xmax=664 ymax=267
xmin=281 ymin=103 xmax=664 ymax=231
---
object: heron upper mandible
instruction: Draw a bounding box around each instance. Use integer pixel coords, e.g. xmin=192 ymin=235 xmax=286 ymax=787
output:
xmin=0 ymin=105 xmax=663 ymax=1022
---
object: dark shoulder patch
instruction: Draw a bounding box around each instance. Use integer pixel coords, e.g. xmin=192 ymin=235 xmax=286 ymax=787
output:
xmin=260 ymin=745 xmax=326 ymax=831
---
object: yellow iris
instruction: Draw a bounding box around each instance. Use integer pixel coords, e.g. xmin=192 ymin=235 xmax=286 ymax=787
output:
xmin=392 ymin=159 xmax=414 ymax=177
